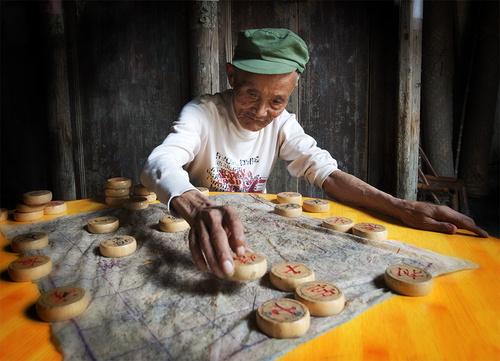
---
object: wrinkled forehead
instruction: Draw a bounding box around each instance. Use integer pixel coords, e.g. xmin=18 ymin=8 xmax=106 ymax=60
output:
xmin=234 ymin=67 xmax=299 ymax=93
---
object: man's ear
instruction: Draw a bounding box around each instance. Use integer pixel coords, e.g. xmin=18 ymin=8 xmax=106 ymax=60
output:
xmin=294 ymin=72 xmax=300 ymax=89
xmin=225 ymin=63 xmax=236 ymax=88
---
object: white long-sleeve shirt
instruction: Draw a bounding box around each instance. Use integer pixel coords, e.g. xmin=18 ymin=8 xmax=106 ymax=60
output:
xmin=140 ymin=89 xmax=338 ymax=212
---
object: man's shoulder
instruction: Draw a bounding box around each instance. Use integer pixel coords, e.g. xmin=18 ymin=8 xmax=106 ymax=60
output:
xmin=179 ymin=90 xmax=232 ymax=126
xmin=192 ymin=89 xmax=232 ymax=108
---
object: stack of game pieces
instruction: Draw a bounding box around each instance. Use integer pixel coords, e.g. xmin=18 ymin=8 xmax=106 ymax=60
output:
xmin=105 ymin=177 xmax=131 ymax=206
xmin=274 ymin=192 xmax=303 ymax=218
xmin=13 ymin=190 xmax=52 ymax=222
xmin=131 ymin=184 xmax=157 ymax=203
xmin=123 ymin=197 xmax=149 ymax=211
xmin=44 ymin=201 xmax=67 ymax=215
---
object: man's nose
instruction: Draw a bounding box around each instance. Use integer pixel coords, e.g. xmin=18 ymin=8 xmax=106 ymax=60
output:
xmin=254 ymin=100 xmax=269 ymax=118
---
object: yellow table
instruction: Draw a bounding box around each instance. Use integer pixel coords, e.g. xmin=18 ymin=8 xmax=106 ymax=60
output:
xmin=1 ymin=194 xmax=498 ymax=361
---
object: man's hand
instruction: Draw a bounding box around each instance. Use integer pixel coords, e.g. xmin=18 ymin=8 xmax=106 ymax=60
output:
xmin=170 ymin=190 xmax=247 ymax=278
xmin=395 ymin=199 xmax=488 ymax=237
xmin=323 ymin=171 xmax=488 ymax=238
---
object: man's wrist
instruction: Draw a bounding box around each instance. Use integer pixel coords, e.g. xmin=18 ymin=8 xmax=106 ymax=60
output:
xmin=171 ymin=189 xmax=213 ymax=223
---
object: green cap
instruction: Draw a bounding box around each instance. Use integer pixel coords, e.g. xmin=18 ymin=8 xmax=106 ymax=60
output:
xmin=232 ymin=28 xmax=309 ymax=74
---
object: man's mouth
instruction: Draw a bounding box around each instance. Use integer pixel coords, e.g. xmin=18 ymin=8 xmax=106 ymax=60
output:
xmin=244 ymin=113 xmax=266 ymax=122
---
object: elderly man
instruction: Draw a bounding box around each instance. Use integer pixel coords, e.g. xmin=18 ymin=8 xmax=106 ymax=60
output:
xmin=141 ymin=28 xmax=487 ymax=279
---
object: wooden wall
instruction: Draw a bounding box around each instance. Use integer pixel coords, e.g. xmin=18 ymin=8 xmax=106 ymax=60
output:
xmin=1 ymin=0 xmax=400 ymax=208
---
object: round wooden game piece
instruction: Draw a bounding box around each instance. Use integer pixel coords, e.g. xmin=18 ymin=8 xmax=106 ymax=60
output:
xmin=256 ymin=298 xmax=310 ymax=339
xmin=11 ymin=232 xmax=49 ymax=253
xmin=87 ymin=216 xmax=119 ymax=234
xmin=105 ymin=195 xmax=130 ymax=206
xmin=0 ymin=208 xmax=8 ymax=221
xmin=36 ymin=286 xmax=89 ymax=322
xmin=23 ymin=190 xmax=52 ymax=205
xmin=384 ymin=264 xmax=434 ymax=297
xmin=197 ymin=187 xmax=210 ymax=196
xmin=44 ymin=201 xmax=67 ymax=215
xmin=133 ymin=184 xmax=150 ymax=196
xmin=294 ymin=281 xmax=345 ymax=316
xmin=132 ymin=193 xmax=156 ymax=203
xmin=143 ymin=192 xmax=157 ymax=203
xmin=353 ymin=223 xmax=388 ymax=241
xmin=13 ymin=210 xmax=44 ymax=222
xmin=105 ymin=187 xmax=130 ymax=197
xmin=100 ymin=235 xmax=137 ymax=258
xmin=16 ymin=202 xmax=45 ymax=213
xmin=270 ymin=262 xmax=315 ymax=292
xmin=228 ymin=252 xmax=267 ymax=281
xmin=8 ymin=255 xmax=52 ymax=282
xmin=274 ymin=203 xmax=302 ymax=218
xmin=106 ymin=177 xmax=132 ymax=189
xmin=302 ymin=199 xmax=330 ymax=213
xmin=322 ymin=216 xmax=355 ymax=233
xmin=123 ymin=197 xmax=148 ymax=210
xmin=159 ymin=215 xmax=190 ymax=232
xmin=277 ymin=192 xmax=302 ymax=204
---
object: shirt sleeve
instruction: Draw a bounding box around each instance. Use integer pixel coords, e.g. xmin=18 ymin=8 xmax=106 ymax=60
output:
xmin=140 ymin=100 xmax=206 ymax=213
xmin=277 ymin=115 xmax=339 ymax=188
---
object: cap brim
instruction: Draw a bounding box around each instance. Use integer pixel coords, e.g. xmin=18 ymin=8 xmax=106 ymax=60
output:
xmin=233 ymin=59 xmax=298 ymax=75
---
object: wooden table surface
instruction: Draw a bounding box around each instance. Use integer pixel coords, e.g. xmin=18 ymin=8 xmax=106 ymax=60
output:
xmin=1 ymin=194 xmax=499 ymax=361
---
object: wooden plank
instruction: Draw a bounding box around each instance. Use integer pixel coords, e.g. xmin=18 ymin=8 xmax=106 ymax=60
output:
xmin=218 ymin=0 xmax=233 ymax=91
xmin=298 ymin=1 xmax=369 ymax=198
xmin=188 ymin=1 xmax=219 ymax=98
xmin=396 ymin=0 xmax=422 ymax=201
xmin=64 ymin=0 xmax=86 ymax=199
xmin=73 ymin=2 xmax=188 ymax=197
xmin=40 ymin=4 xmax=77 ymax=201
xmin=367 ymin=2 xmax=399 ymax=195
xmin=353 ymin=1 xmax=370 ymax=183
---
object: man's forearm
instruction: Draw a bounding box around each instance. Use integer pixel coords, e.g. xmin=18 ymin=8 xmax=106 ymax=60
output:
xmin=322 ymin=170 xmax=404 ymax=221
xmin=322 ymin=170 xmax=488 ymax=237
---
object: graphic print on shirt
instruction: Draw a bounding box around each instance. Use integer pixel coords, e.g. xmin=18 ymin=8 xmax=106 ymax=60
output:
xmin=207 ymin=152 xmax=267 ymax=192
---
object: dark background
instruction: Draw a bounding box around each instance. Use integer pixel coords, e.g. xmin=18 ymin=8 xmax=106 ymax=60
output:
xmin=1 ymin=0 xmax=498 ymax=234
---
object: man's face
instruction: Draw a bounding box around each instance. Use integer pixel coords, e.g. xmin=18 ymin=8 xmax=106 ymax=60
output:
xmin=226 ymin=64 xmax=298 ymax=132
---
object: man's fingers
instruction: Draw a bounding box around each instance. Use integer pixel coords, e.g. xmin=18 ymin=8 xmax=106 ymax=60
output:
xmin=453 ymin=215 xmax=488 ymax=237
xmin=220 ymin=205 xmax=247 ymax=256
xmin=434 ymin=206 xmax=489 ymax=237
xmin=429 ymin=221 xmax=457 ymax=235
xmin=455 ymin=219 xmax=488 ymax=237
xmin=196 ymin=207 xmax=237 ymax=278
xmin=188 ymin=229 xmax=208 ymax=273
xmin=186 ymin=203 xmax=248 ymax=278
xmin=197 ymin=216 xmax=227 ymax=278
xmin=403 ymin=202 xmax=489 ymax=238
xmin=207 ymin=222 xmax=235 ymax=277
